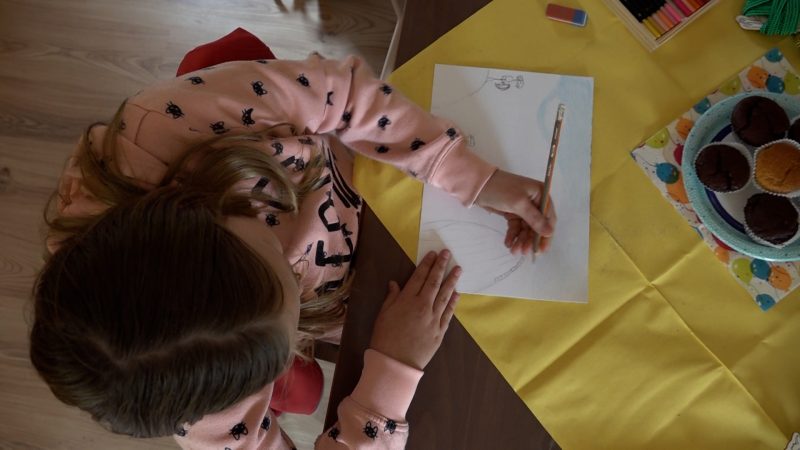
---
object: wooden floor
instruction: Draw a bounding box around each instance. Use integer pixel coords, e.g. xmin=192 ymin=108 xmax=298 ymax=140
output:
xmin=0 ymin=1 xmax=394 ymax=448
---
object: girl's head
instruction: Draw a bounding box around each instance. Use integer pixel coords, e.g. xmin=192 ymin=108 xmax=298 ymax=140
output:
xmin=30 ymin=102 xmax=346 ymax=437
xmin=30 ymin=188 xmax=299 ymax=437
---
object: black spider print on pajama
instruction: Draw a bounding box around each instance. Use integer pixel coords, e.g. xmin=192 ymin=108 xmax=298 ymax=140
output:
xmin=229 ymin=422 xmax=248 ymax=440
xmin=384 ymin=420 xmax=397 ymax=434
xmin=410 ymin=138 xmax=425 ymax=151
xmin=261 ymin=415 xmax=271 ymax=431
xmin=280 ymin=155 xmax=305 ymax=172
xmin=380 ymin=84 xmax=393 ymax=95
xmin=186 ymin=76 xmax=204 ymax=85
xmin=271 ymin=141 xmax=283 ymax=155
xmin=210 ymin=121 xmax=229 ymax=134
xmin=251 ymin=81 xmax=268 ymax=96
xmin=265 ymin=213 xmax=280 ymax=226
xmin=341 ymin=111 xmax=352 ymax=124
xmin=298 ymin=136 xmax=314 ymax=146
xmin=326 ymin=91 xmax=334 ymax=105
xmin=446 ymin=127 xmax=457 ymax=140
xmin=252 ymin=176 xmax=269 ymax=193
xmin=375 ymin=145 xmax=389 ymax=153
xmin=165 ymin=101 xmax=184 ymax=119
xmin=176 ymin=426 xmax=187 ymax=437
xmin=363 ymin=421 xmax=378 ymax=439
xmin=377 ymin=115 xmax=391 ymax=130
xmin=242 ymin=108 xmax=255 ymax=126
xmin=297 ymin=73 xmax=310 ymax=87
xmin=328 ymin=427 xmax=340 ymax=440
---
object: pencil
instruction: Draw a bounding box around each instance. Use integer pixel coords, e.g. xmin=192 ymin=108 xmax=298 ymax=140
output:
xmin=657 ymin=9 xmax=676 ymax=29
xmin=672 ymin=0 xmax=693 ymax=16
xmin=532 ymin=103 xmax=565 ymax=257
xmin=664 ymin=2 xmax=683 ymax=22
xmin=642 ymin=17 xmax=661 ymax=37
xmin=651 ymin=11 xmax=669 ymax=32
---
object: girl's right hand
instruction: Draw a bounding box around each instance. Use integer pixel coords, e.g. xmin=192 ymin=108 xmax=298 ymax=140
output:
xmin=369 ymin=250 xmax=462 ymax=371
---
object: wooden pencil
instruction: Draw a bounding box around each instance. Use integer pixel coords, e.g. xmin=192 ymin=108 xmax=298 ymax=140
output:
xmin=532 ymin=103 xmax=565 ymax=257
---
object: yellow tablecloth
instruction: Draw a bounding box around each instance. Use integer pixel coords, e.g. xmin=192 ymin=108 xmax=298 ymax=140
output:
xmin=353 ymin=1 xmax=800 ymax=448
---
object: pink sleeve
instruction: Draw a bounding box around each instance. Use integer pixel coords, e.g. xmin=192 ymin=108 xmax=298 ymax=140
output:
xmin=316 ymin=349 xmax=422 ymax=449
xmin=174 ymin=350 xmax=422 ymax=450
xmin=127 ymin=55 xmax=495 ymax=206
xmin=317 ymin=56 xmax=497 ymax=206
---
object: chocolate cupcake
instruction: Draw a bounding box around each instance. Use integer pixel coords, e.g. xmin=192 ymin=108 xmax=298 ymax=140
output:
xmin=693 ymin=142 xmax=751 ymax=193
xmin=753 ymin=139 xmax=800 ymax=196
xmin=731 ymin=96 xmax=789 ymax=146
xmin=744 ymin=193 xmax=799 ymax=247
xmin=788 ymin=117 xmax=800 ymax=143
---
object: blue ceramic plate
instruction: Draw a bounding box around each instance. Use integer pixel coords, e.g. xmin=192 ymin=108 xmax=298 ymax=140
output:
xmin=682 ymin=91 xmax=800 ymax=262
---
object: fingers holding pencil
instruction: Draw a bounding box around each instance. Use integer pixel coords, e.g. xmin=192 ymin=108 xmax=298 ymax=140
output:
xmin=475 ymin=103 xmax=564 ymax=257
xmin=477 ymin=173 xmax=558 ymax=255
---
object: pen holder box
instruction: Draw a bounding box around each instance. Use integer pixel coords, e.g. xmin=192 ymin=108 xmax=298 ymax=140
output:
xmin=601 ymin=0 xmax=720 ymax=51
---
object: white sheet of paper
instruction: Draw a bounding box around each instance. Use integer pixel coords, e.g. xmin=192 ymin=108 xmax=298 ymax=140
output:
xmin=418 ymin=64 xmax=593 ymax=302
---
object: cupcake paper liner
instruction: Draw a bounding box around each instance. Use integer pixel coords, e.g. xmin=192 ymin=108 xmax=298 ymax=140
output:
xmin=752 ymin=138 xmax=800 ymax=198
xmin=731 ymin=95 xmax=791 ymax=147
xmin=787 ymin=114 xmax=800 ymax=143
xmin=693 ymin=141 xmax=754 ymax=194
xmin=743 ymin=197 xmax=800 ymax=249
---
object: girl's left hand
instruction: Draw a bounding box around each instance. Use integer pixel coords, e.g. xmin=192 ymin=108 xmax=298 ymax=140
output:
xmin=475 ymin=169 xmax=557 ymax=255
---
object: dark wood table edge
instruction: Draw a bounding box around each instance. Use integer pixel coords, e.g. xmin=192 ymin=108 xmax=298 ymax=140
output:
xmin=324 ymin=205 xmax=559 ymax=449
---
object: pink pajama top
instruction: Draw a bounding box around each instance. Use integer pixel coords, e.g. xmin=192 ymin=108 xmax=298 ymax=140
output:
xmin=53 ymin=54 xmax=496 ymax=449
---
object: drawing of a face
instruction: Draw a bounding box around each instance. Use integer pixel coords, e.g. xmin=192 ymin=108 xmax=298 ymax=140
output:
xmin=693 ymin=98 xmax=711 ymax=114
xmin=747 ymin=66 xmax=769 ymax=89
xmin=784 ymin=73 xmax=800 ymax=95
xmin=494 ymin=80 xmax=511 ymax=90
xmin=673 ymin=144 xmax=684 ymax=165
xmin=766 ymin=75 xmax=785 ymax=93
xmin=719 ymin=76 xmax=741 ymax=95
xmin=769 ymin=266 xmax=791 ymax=291
xmin=666 ymin=173 xmax=688 ymax=204
xmin=493 ymin=75 xmax=524 ymax=91
xmin=675 ymin=118 xmax=694 ymax=140
xmin=645 ymin=128 xmax=670 ymax=149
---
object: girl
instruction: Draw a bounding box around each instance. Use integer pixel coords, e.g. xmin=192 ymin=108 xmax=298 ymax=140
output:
xmin=29 ymin=30 xmax=556 ymax=449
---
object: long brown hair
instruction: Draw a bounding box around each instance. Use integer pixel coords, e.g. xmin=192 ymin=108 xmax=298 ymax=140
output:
xmin=31 ymin=187 xmax=291 ymax=437
xmin=46 ymin=100 xmax=348 ymax=341
xmin=31 ymin=100 xmax=349 ymax=437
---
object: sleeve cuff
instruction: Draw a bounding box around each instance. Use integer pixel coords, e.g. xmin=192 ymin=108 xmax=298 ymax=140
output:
xmin=428 ymin=140 xmax=497 ymax=206
xmin=350 ymin=349 xmax=424 ymax=420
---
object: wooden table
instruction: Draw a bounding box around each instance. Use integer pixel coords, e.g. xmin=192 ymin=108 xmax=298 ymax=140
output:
xmin=325 ymin=207 xmax=559 ymax=449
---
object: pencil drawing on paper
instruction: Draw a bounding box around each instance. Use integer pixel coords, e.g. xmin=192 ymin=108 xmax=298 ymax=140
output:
xmin=435 ymin=70 xmax=527 ymax=110
xmin=419 ymin=220 xmax=525 ymax=292
xmin=491 ymin=74 xmax=524 ymax=91
xmin=420 ymin=64 xmax=593 ymax=302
